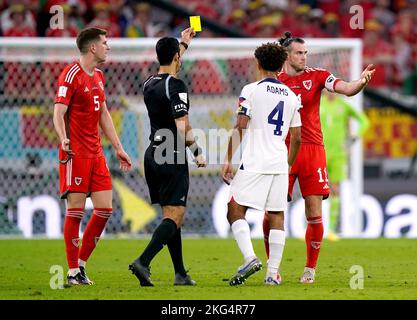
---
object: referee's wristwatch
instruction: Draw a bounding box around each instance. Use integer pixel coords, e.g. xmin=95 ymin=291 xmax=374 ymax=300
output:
xmin=180 ymin=41 xmax=189 ymax=50
xmin=189 ymin=142 xmax=202 ymax=157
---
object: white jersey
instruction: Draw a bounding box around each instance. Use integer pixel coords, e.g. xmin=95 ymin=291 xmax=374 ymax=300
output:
xmin=237 ymin=78 xmax=302 ymax=174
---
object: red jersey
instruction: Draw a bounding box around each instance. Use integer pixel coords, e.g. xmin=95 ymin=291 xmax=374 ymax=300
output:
xmin=278 ymin=67 xmax=340 ymax=145
xmin=55 ymin=62 xmax=106 ymax=158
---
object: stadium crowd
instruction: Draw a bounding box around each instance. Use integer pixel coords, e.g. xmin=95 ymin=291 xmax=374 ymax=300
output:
xmin=0 ymin=0 xmax=416 ymax=93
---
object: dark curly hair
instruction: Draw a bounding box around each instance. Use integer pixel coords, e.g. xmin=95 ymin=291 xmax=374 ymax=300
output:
xmin=254 ymin=42 xmax=288 ymax=72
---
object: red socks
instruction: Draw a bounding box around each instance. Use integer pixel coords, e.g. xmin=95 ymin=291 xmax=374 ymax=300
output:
xmin=64 ymin=208 xmax=84 ymax=269
xmin=262 ymin=212 xmax=270 ymax=258
xmin=263 ymin=212 xmax=323 ymax=269
xmin=79 ymin=208 xmax=112 ymax=262
xmin=305 ymin=216 xmax=324 ymax=269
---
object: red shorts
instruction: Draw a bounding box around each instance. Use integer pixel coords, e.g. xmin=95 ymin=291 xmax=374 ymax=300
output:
xmin=288 ymin=144 xmax=330 ymax=200
xmin=59 ymin=150 xmax=112 ymax=199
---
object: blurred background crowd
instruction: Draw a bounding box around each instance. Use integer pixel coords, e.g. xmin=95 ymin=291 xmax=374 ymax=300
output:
xmin=0 ymin=0 xmax=417 ymax=93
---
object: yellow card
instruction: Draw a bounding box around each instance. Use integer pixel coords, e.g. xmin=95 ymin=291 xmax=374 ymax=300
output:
xmin=189 ymin=16 xmax=202 ymax=32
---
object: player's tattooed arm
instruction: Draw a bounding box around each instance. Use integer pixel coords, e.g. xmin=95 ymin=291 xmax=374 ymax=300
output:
xmin=222 ymin=114 xmax=249 ymax=184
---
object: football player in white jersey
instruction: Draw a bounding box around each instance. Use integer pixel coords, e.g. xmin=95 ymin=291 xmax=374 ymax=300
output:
xmin=222 ymin=42 xmax=302 ymax=286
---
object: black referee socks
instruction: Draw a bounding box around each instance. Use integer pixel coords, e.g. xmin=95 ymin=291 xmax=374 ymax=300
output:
xmin=139 ymin=218 xmax=177 ymax=267
xmin=168 ymin=228 xmax=187 ymax=276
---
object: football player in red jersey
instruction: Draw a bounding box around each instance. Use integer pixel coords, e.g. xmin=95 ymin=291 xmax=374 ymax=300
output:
xmin=262 ymin=32 xmax=375 ymax=283
xmin=53 ymin=28 xmax=132 ymax=285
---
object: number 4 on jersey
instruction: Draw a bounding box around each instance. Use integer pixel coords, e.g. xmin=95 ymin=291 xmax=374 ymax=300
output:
xmin=268 ymin=101 xmax=284 ymax=136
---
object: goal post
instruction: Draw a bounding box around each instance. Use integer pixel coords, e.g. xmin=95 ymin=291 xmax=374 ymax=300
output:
xmin=0 ymin=37 xmax=363 ymax=237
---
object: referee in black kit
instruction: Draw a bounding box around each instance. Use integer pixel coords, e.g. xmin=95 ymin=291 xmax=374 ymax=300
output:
xmin=129 ymin=27 xmax=206 ymax=286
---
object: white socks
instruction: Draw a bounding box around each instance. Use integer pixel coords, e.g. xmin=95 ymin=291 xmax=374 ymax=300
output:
xmin=231 ymin=219 xmax=256 ymax=262
xmin=68 ymin=268 xmax=80 ymax=276
xmin=78 ymin=259 xmax=86 ymax=268
xmin=68 ymin=260 xmax=86 ymax=277
xmin=267 ymin=229 xmax=285 ymax=277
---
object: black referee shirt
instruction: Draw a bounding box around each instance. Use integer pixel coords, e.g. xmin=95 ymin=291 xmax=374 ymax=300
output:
xmin=143 ymin=73 xmax=190 ymax=146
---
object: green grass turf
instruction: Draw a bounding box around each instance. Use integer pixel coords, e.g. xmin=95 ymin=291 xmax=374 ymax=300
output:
xmin=0 ymin=238 xmax=416 ymax=300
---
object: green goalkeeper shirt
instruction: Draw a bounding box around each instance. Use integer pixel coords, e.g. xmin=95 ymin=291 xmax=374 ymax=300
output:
xmin=320 ymin=94 xmax=369 ymax=159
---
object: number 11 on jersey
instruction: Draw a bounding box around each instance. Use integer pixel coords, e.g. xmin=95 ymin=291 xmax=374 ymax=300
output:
xmin=317 ymin=167 xmax=328 ymax=182
xmin=268 ymin=101 xmax=284 ymax=136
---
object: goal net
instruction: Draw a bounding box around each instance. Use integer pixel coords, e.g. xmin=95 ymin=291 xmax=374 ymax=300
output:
xmin=0 ymin=37 xmax=362 ymax=238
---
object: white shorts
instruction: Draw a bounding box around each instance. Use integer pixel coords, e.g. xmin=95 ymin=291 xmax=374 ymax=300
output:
xmin=229 ymin=169 xmax=288 ymax=211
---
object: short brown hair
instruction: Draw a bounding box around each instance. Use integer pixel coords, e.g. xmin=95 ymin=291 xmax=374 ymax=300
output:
xmin=76 ymin=28 xmax=107 ymax=54
xmin=254 ymin=42 xmax=288 ymax=72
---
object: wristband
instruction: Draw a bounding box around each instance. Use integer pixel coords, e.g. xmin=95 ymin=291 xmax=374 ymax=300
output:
xmin=189 ymin=142 xmax=202 ymax=157
xmin=180 ymin=41 xmax=189 ymax=50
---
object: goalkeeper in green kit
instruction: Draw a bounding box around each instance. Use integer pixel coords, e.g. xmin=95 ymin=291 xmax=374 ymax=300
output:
xmin=320 ymin=91 xmax=369 ymax=240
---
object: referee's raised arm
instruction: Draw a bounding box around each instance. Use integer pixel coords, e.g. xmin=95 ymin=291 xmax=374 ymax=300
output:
xmin=179 ymin=27 xmax=196 ymax=56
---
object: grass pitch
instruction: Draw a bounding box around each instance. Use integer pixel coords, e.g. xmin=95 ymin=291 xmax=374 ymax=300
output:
xmin=0 ymin=238 xmax=416 ymax=300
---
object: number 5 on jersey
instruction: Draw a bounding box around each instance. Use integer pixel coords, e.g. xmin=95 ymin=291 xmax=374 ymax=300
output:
xmin=268 ymin=101 xmax=284 ymax=136
xmin=93 ymin=95 xmax=100 ymax=111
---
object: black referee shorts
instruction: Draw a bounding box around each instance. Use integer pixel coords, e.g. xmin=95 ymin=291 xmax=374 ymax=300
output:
xmin=144 ymin=144 xmax=189 ymax=206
